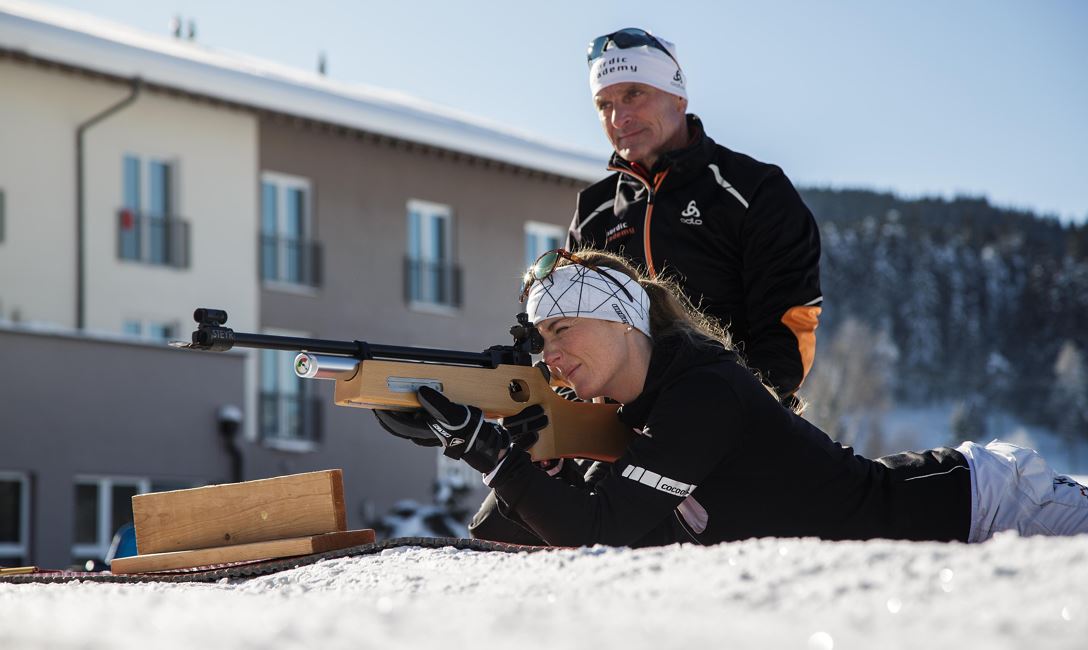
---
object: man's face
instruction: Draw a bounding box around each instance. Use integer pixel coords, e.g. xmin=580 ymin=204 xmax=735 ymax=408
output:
xmin=594 ymin=82 xmax=687 ymax=168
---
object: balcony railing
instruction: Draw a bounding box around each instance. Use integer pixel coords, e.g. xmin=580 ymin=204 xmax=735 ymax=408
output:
xmin=260 ymin=234 xmax=323 ymax=288
xmin=116 ymin=209 xmax=190 ymax=268
xmin=258 ymin=392 xmax=322 ymax=445
xmin=404 ymin=257 xmax=462 ymax=308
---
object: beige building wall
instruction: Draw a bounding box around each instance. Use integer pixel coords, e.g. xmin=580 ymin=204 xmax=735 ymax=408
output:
xmin=259 ymin=116 xmax=585 ymax=348
xmin=0 ymin=59 xmax=259 ymax=335
xmin=83 ymin=87 xmax=258 ymax=338
xmin=0 ymin=58 xmax=261 ymax=440
xmin=0 ymin=58 xmax=99 ymax=325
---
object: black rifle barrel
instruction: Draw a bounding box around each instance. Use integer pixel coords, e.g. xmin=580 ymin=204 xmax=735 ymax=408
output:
xmin=227 ymin=331 xmax=359 ymax=355
xmin=188 ymin=308 xmax=531 ymax=367
xmin=221 ymin=331 xmax=515 ymax=367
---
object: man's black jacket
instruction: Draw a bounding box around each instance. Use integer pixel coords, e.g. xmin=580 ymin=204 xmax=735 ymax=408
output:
xmin=568 ymin=115 xmax=822 ymax=394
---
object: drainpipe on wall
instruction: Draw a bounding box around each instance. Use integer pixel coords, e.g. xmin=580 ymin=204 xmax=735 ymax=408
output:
xmin=75 ymin=78 xmax=142 ymax=330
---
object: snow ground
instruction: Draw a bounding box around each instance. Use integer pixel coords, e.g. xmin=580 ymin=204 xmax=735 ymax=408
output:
xmin=2 ymin=533 xmax=1086 ymax=650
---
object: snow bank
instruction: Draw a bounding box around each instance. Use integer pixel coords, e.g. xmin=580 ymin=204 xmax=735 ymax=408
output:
xmin=2 ymin=533 xmax=1086 ymax=650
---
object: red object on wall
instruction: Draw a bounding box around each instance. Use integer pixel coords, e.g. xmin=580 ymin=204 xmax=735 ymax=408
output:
xmin=121 ymin=208 xmax=135 ymax=230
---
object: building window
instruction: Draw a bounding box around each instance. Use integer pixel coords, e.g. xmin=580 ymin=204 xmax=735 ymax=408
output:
xmin=260 ymin=173 xmax=322 ymax=288
xmin=123 ymin=319 xmax=177 ymax=342
xmin=259 ymin=346 xmax=321 ymax=449
xmin=524 ymin=221 xmax=565 ymax=269
xmin=0 ymin=189 xmax=6 ymax=243
xmin=405 ymin=200 xmax=460 ymax=310
xmin=0 ymin=472 xmax=30 ymax=568
xmin=72 ymin=476 xmax=150 ymax=565
xmin=117 ymin=155 xmax=190 ymax=268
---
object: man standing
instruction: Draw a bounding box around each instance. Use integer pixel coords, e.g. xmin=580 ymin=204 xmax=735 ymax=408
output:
xmin=571 ymin=28 xmax=822 ymax=399
xmin=462 ymin=29 xmax=824 ymax=544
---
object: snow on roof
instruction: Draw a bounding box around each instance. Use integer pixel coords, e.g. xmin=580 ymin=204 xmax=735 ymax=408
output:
xmin=0 ymin=0 xmax=605 ymax=182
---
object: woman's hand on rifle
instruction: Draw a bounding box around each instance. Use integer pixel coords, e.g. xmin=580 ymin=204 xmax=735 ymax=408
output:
xmin=373 ymin=387 xmax=548 ymax=474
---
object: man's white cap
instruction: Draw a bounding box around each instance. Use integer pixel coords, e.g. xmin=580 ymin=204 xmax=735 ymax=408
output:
xmin=589 ymin=32 xmax=686 ymax=99
xmin=526 ymin=264 xmax=652 ymax=339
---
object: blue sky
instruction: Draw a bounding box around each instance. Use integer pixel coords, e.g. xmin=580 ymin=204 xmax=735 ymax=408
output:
xmin=38 ymin=0 xmax=1088 ymax=222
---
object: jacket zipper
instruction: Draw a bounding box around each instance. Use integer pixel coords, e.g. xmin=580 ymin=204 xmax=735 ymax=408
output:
xmin=607 ymin=164 xmax=670 ymax=278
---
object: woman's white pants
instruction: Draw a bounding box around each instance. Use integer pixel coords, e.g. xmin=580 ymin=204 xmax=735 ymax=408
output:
xmin=957 ymin=440 xmax=1088 ymax=543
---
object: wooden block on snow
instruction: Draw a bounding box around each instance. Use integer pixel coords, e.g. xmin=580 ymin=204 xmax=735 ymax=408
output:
xmin=110 ymin=529 xmax=375 ymax=574
xmin=132 ymin=469 xmax=346 ymax=555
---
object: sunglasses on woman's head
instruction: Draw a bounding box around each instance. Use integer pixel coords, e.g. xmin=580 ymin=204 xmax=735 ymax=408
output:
xmin=586 ymin=28 xmax=681 ymax=69
xmin=520 ymin=249 xmax=635 ymax=304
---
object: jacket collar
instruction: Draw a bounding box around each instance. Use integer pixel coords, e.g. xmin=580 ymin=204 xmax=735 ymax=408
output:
xmin=617 ymin=330 xmax=735 ymax=429
xmin=609 ymin=114 xmax=715 ymax=189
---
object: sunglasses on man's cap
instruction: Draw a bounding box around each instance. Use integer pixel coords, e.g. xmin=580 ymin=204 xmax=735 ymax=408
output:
xmin=586 ymin=28 xmax=680 ymax=69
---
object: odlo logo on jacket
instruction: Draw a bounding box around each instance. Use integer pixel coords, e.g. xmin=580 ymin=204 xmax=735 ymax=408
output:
xmin=680 ymin=200 xmax=702 ymax=225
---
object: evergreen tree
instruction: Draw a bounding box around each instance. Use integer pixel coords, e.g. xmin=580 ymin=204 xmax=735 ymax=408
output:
xmin=1048 ymin=341 xmax=1088 ymax=470
xmin=801 ymin=318 xmax=898 ymax=455
xmin=800 ymin=187 xmax=1088 ymax=433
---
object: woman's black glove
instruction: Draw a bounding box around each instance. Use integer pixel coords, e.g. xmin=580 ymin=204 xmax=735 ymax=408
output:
xmin=375 ymin=388 xmax=549 ymax=474
xmin=374 ymin=398 xmax=548 ymax=451
xmin=501 ymin=404 xmax=549 ymax=451
xmin=414 ymin=386 xmax=511 ymax=474
xmin=373 ymin=409 xmax=441 ymax=447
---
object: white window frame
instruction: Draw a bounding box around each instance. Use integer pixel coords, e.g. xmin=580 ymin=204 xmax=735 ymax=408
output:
xmin=524 ymin=221 xmax=566 ymax=269
xmin=124 ymin=153 xmax=178 ymax=215
xmin=258 ymin=327 xmax=317 ymax=452
xmin=0 ymin=472 xmax=30 ymax=565
xmin=406 ymin=199 xmax=456 ymax=314
xmin=122 ymin=317 xmax=179 ymax=342
xmin=260 ymin=171 xmax=315 ymax=291
xmin=121 ymin=154 xmax=179 ymax=265
xmin=71 ymin=475 xmax=151 ymax=562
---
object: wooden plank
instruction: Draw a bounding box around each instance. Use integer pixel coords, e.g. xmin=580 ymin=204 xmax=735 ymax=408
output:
xmin=132 ymin=470 xmax=346 ymax=555
xmin=111 ymin=529 xmax=375 ymax=574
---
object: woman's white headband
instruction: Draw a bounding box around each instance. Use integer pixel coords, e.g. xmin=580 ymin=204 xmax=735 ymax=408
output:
xmin=525 ymin=264 xmax=652 ymax=339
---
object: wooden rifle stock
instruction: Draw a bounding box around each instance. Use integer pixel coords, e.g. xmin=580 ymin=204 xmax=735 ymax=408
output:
xmin=332 ymin=359 xmax=631 ymax=461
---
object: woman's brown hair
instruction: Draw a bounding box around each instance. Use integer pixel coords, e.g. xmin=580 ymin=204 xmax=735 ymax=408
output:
xmin=556 ymin=248 xmax=798 ymax=411
xmin=555 ymin=248 xmax=730 ymax=344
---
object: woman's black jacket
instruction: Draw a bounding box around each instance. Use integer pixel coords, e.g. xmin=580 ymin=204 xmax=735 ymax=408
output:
xmin=489 ymin=332 xmax=971 ymax=547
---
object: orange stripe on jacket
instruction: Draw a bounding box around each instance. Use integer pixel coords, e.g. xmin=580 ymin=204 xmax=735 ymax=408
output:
xmin=780 ymin=305 xmax=822 ymax=387
xmin=642 ymin=169 xmax=670 ymax=278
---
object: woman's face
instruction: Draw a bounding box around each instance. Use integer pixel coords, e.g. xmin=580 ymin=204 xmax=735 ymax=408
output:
xmin=539 ymin=316 xmax=634 ymax=401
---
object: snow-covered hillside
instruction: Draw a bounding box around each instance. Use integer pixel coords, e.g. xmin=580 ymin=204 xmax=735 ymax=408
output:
xmin=881 ymin=402 xmax=1088 ymax=473
xmin=2 ymin=533 xmax=1085 ymax=650
xmin=817 ymin=399 xmax=1088 ymax=476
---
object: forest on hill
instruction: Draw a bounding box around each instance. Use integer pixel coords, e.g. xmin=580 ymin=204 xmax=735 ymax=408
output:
xmin=797 ymin=188 xmax=1088 ymax=453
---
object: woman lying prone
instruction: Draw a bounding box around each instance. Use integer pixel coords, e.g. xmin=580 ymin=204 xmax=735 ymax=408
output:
xmin=376 ymin=249 xmax=1088 ymax=547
